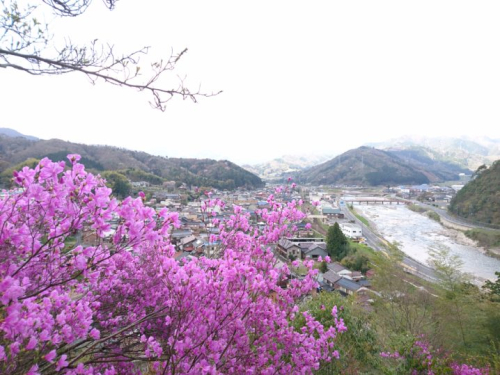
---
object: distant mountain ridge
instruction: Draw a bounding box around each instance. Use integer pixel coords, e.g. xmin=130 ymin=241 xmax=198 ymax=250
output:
xmin=0 ymin=134 xmax=263 ymax=190
xmin=366 ymin=136 xmax=500 ymax=171
xmin=0 ymin=127 xmax=39 ymax=141
xmin=243 ymin=154 xmax=336 ymax=181
xmin=297 ymin=146 xmax=469 ymax=186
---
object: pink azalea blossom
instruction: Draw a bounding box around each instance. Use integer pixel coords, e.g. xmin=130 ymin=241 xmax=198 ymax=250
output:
xmin=0 ymin=156 xmax=345 ymax=374
xmin=56 ymin=355 xmax=69 ymax=371
xmin=44 ymin=349 xmax=57 ymax=363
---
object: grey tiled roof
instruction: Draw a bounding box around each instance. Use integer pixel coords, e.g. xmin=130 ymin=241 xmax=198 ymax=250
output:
xmin=335 ymin=277 xmax=361 ymax=292
xmin=327 ymin=263 xmax=347 ymax=273
xmin=323 ymin=270 xmax=342 ymax=284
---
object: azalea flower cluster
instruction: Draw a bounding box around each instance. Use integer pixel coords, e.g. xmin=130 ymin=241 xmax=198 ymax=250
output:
xmin=0 ymin=156 xmax=344 ymax=374
xmin=450 ymin=364 xmax=490 ymax=375
xmin=380 ymin=338 xmax=490 ymax=375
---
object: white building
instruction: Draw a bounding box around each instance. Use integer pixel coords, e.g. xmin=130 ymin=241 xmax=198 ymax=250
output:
xmin=340 ymin=223 xmax=362 ymax=239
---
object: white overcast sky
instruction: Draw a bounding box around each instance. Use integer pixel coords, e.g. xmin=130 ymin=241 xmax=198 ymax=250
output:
xmin=1 ymin=0 xmax=499 ymax=164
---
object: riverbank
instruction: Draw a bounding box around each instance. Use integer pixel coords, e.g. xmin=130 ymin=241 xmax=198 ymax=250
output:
xmin=354 ymin=204 xmax=500 ymax=282
xmin=407 ymin=204 xmax=500 ymax=259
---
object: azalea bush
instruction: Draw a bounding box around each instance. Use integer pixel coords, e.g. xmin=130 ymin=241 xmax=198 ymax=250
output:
xmin=379 ymin=337 xmax=491 ymax=375
xmin=296 ymin=292 xmax=379 ymax=374
xmin=0 ymin=156 xmax=345 ymax=374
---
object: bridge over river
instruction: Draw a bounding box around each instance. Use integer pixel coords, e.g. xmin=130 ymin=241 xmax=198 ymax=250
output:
xmin=342 ymin=196 xmax=409 ymax=205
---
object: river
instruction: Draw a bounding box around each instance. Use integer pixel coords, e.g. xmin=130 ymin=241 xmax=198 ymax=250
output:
xmin=353 ymin=204 xmax=500 ymax=282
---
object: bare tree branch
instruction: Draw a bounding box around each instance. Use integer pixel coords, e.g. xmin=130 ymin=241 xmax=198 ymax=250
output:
xmin=0 ymin=0 xmax=221 ymax=110
xmin=41 ymin=0 xmax=116 ymax=17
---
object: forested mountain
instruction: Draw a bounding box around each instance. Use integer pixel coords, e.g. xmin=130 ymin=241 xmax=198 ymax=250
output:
xmin=297 ymin=146 xmax=466 ymax=186
xmin=0 ymin=135 xmax=263 ymax=190
xmin=386 ymin=148 xmax=470 ymax=180
xmin=449 ymin=160 xmax=500 ymax=226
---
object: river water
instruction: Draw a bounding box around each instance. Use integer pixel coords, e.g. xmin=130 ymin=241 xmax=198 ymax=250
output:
xmin=353 ymin=204 xmax=500 ymax=282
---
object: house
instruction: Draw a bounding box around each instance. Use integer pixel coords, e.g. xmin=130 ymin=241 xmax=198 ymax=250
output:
xmin=201 ymin=240 xmax=222 ymax=258
xmin=357 ymin=279 xmax=372 ymax=288
xmin=179 ymin=235 xmax=197 ymax=252
xmin=321 ymin=206 xmax=344 ymax=219
xmin=170 ymin=229 xmax=193 ymax=250
xmin=323 ymin=270 xmax=342 ymax=287
xmin=163 ymin=181 xmax=176 ymax=191
xmin=399 ymin=187 xmax=410 ymax=195
xmin=301 ymin=242 xmax=328 ymax=260
xmin=366 ymin=269 xmax=376 ymax=279
xmin=411 ymin=184 xmax=429 ymax=193
xmin=257 ymin=201 xmax=270 ymax=209
xmin=153 ymin=191 xmax=170 ymax=201
xmin=339 ymin=223 xmax=362 ymax=239
xmin=433 ymin=194 xmax=447 ymax=201
xmin=334 ymin=277 xmax=362 ymax=295
xmin=276 ymin=238 xmax=301 ymax=259
xmin=348 ymin=271 xmax=364 ymax=281
xmin=171 ymin=229 xmax=193 ymax=244
xmin=131 ymin=181 xmax=150 ymax=188
xmin=295 ymin=222 xmax=313 ymax=237
xmin=180 ymin=217 xmax=205 ymax=230
xmin=164 ymin=193 xmax=181 ymax=202
xmin=327 ymin=263 xmax=352 ymax=277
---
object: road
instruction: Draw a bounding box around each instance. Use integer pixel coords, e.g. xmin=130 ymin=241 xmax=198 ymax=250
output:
xmin=411 ymin=200 xmax=499 ymax=231
xmin=339 ymin=200 xmax=438 ymax=282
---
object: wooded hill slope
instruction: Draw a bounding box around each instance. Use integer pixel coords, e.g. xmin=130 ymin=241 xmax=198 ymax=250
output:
xmin=297 ymin=146 xmax=468 ymax=186
xmin=0 ymin=135 xmax=263 ymax=190
xmin=449 ymin=160 xmax=500 ymax=226
xmin=386 ymin=148 xmax=470 ymax=180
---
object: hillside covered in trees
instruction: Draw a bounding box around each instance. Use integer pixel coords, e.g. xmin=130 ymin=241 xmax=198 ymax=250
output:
xmin=449 ymin=160 xmax=500 ymax=226
xmin=0 ymin=135 xmax=263 ymax=190
xmin=297 ymin=146 xmax=464 ymax=186
xmin=386 ymin=148 xmax=470 ymax=180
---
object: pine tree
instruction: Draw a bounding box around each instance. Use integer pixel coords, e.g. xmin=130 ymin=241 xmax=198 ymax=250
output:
xmin=327 ymin=222 xmax=349 ymax=260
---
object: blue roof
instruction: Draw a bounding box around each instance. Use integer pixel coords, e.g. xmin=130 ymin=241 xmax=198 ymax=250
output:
xmin=358 ymin=279 xmax=371 ymax=287
xmin=412 ymin=184 xmax=429 ymax=190
xmin=322 ymin=207 xmax=342 ymax=214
